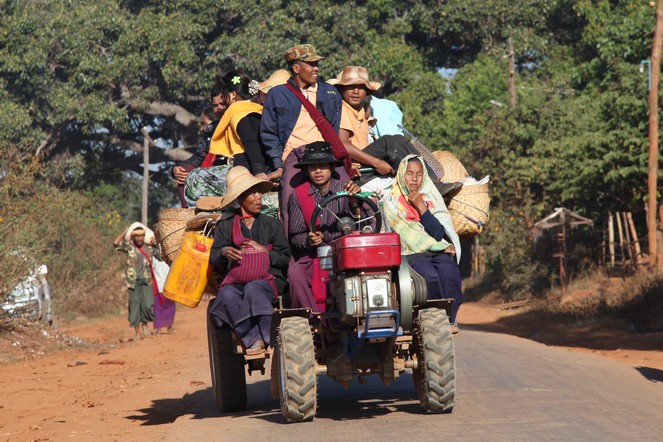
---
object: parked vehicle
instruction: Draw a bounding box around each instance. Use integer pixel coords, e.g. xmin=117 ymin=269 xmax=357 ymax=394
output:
xmin=1 ymin=256 xmax=55 ymax=327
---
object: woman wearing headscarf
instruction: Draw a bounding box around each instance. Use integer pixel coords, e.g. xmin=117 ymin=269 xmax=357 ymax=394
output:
xmin=383 ymin=155 xmax=463 ymax=333
xmin=206 ymin=166 xmax=291 ymax=355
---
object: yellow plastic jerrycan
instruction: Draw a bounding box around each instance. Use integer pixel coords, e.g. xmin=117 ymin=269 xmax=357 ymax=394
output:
xmin=163 ymin=227 xmax=214 ymax=308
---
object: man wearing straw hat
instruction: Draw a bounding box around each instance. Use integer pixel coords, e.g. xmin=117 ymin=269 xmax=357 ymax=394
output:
xmin=114 ymin=223 xmax=163 ymax=340
xmin=204 ymin=166 xmax=290 ymax=355
xmin=329 ymin=65 xmax=456 ymax=196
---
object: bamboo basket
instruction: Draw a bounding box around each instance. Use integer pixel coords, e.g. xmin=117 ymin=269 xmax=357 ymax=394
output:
xmin=448 ymin=183 xmax=491 ymax=239
xmin=155 ymin=208 xmax=196 ymax=264
xmin=432 ymin=150 xmax=468 ymax=183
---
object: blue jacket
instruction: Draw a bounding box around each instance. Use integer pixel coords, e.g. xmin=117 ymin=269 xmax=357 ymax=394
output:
xmin=260 ymin=77 xmax=342 ymax=171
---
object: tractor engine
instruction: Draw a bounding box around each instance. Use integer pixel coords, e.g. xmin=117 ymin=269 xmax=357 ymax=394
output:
xmin=325 ymin=232 xmax=402 ymax=330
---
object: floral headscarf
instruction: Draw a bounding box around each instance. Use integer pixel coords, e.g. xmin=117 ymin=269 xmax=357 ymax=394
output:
xmin=383 ymin=155 xmax=461 ymax=261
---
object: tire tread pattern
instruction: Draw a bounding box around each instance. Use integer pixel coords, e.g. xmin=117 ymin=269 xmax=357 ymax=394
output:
xmin=414 ymin=308 xmax=456 ymax=413
xmin=278 ymin=317 xmax=317 ymax=422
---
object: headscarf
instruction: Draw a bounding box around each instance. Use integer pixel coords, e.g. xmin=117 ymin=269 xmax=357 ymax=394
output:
xmin=383 ymin=155 xmax=461 ymax=262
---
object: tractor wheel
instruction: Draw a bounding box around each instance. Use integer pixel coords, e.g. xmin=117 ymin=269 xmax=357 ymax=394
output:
xmin=207 ymin=302 xmax=247 ymax=413
xmin=413 ymin=308 xmax=456 ymax=413
xmin=276 ymin=316 xmax=317 ymax=422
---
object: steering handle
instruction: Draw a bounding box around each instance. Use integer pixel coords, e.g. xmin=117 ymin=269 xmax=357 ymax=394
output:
xmin=309 ymin=192 xmax=382 ymax=234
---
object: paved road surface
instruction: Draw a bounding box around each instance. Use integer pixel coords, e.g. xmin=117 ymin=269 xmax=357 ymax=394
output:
xmin=157 ymin=326 xmax=663 ymax=441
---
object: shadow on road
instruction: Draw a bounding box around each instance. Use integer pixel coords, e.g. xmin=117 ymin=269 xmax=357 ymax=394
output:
xmin=635 ymin=366 xmax=663 ymax=383
xmin=127 ymin=373 xmax=427 ymax=426
xmin=126 ymin=388 xmax=218 ymax=425
xmin=234 ymin=374 xmax=425 ymax=424
xmin=463 ymin=310 xmax=663 ymax=354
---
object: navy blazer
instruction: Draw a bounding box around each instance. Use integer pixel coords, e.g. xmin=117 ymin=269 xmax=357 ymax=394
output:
xmin=259 ymin=77 xmax=342 ymax=171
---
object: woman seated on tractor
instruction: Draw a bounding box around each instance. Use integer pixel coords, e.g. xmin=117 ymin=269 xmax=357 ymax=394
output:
xmin=287 ymin=141 xmax=361 ymax=312
xmin=208 ymin=166 xmax=291 ymax=355
xmin=383 ymin=155 xmax=463 ymax=334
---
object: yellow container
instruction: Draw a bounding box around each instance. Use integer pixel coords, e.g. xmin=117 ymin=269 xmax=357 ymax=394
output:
xmin=163 ymin=229 xmax=214 ymax=308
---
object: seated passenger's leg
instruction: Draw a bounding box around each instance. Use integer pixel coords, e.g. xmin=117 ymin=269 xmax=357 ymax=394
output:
xmin=410 ymin=252 xmax=463 ymax=323
xmin=362 ymin=135 xmax=439 ymax=182
xmin=288 ymin=256 xmax=316 ymax=310
xmin=280 ymin=146 xmax=307 ymax=232
xmin=432 ymin=253 xmax=463 ymax=324
xmin=208 ymin=284 xmax=250 ymax=329
xmin=410 ymin=254 xmax=444 ymax=299
xmin=234 ymin=317 xmax=261 ymax=348
xmin=234 ymin=280 xmax=275 ymax=347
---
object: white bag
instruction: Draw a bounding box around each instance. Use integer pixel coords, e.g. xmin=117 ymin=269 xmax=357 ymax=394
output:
xmin=152 ymin=258 xmax=170 ymax=293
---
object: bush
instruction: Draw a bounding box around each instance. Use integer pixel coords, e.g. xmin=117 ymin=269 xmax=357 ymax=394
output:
xmin=0 ymin=146 xmax=127 ymax=326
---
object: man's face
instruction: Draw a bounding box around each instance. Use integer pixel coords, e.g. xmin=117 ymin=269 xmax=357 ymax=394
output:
xmin=132 ymin=234 xmax=145 ymax=248
xmin=293 ymin=61 xmax=319 ymax=86
xmin=306 ymin=163 xmax=333 ymax=187
xmin=339 ymin=85 xmax=369 ymax=110
xmin=238 ymin=186 xmax=264 ymax=215
xmin=212 ymin=95 xmax=226 ymax=117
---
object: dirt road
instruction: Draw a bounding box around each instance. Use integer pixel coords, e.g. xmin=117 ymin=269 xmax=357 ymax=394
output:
xmin=1 ymin=302 xmax=662 ymax=441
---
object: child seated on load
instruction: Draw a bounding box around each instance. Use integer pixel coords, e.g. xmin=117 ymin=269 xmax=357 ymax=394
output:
xmin=287 ymin=141 xmax=361 ymax=312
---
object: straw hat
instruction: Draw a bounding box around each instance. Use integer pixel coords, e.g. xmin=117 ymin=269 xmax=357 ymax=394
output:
xmin=259 ymin=69 xmax=291 ymax=94
xmin=123 ymin=222 xmax=155 ymax=243
xmin=196 ymin=166 xmax=273 ymax=211
xmin=328 ymin=66 xmax=381 ymax=92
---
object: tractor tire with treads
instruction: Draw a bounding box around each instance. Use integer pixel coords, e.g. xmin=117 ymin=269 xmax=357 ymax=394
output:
xmin=276 ymin=316 xmax=317 ymax=422
xmin=207 ymin=302 xmax=247 ymax=413
xmin=413 ymin=308 xmax=456 ymax=413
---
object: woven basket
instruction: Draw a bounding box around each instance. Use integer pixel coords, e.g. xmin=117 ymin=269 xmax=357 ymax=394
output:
xmin=448 ymin=183 xmax=490 ymax=239
xmin=155 ymin=208 xmax=196 ymax=264
xmin=432 ymin=151 xmax=468 ymax=183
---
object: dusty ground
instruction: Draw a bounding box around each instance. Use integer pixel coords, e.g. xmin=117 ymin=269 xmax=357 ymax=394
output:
xmin=0 ymin=299 xmax=662 ymax=441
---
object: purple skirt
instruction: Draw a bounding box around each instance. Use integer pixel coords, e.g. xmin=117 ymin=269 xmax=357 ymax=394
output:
xmin=153 ymin=295 xmax=176 ymax=329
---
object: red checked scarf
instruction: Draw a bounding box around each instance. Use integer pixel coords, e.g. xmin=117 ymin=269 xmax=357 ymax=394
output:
xmin=295 ymin=182 xmax=329 ymax=312
xmin=136 ymin=246 xmax=166 ymax=304
xmin=221 ymin=215 xmax=277 ymax=297
xmin=285 ymin=82 xmax=356 ymax=178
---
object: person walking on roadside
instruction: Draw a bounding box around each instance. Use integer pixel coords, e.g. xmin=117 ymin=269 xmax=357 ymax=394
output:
xmin=113 ymin=223 xmax=161 ymax=340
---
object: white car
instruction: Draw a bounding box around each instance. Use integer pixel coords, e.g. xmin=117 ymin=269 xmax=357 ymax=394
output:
xmin=1 ymin=263 xmax=55 ymax=327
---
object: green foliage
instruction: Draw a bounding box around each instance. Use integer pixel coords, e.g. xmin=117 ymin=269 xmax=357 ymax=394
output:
xmin=1 ymin=0 xmax=661 ymax=302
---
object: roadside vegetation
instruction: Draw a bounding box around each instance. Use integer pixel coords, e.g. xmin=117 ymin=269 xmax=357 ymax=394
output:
xmin=1 ymin=1 xmax=661 ymax=333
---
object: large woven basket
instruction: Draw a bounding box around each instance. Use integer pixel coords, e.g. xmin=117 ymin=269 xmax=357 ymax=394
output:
xmin=432 ymin=150 xmax=468 ymax=183
xmin=155 ymin=208 xmax=196 ymax=264
xmin=448 ymin=183 xmax=490 ymax=239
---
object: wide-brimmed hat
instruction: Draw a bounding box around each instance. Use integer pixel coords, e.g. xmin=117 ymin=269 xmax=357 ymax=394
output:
xmin=259 ymin=69 xmax=290 ymax=94
xmin=195 ymin=166 xmax=273 ymax=211
xmin=284 ymin=44 xmax=324 ymax=63
xmin=294 ymin=141 xmax=342 ymax=169
xmin=328 ymin=66 xmax=381 ymax=92
xmin=123 ymin=222 xmax=155 ymax=243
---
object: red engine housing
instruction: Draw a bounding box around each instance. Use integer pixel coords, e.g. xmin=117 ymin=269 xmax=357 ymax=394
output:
xmin=331 ymin=232 xmax=401 ymax=272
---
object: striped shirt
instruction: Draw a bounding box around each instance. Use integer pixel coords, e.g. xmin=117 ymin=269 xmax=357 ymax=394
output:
xmin=288 ymin=179 xmax=352 ymax=258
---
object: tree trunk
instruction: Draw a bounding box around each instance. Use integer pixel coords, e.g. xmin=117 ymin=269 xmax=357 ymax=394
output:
xmin=647 ymin=0 xmax=663 ymax=270
xmin=508 ymin=37 xmax=516 ymax=109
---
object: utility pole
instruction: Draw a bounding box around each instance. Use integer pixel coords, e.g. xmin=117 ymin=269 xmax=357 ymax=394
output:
xmin=648 ymin=1 xmax=663 ymax=270
xmin=508 ymin=37 xmax=517 ymax=109
xmin=140 ymin=127 xmax=155 ymax=226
